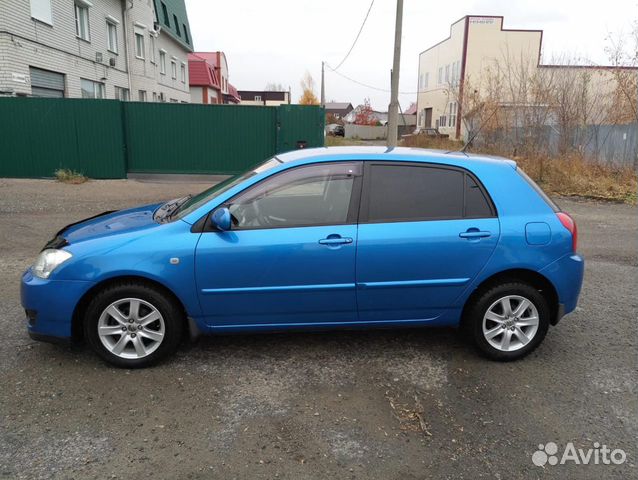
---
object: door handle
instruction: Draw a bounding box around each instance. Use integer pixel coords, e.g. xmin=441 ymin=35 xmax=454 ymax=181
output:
xmin=459 ymin=229 xmax=491 ymax=239
xmin=319 ymin=236 xmax=353 ymax=245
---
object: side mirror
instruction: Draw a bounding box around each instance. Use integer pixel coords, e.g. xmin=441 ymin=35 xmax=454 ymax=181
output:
xmin=210 ymin=207 xmax=231 ymax=231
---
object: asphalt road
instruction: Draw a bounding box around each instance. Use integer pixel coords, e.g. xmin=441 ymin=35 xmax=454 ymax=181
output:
xmin=0 ymin=178 xmax=636 ymax=479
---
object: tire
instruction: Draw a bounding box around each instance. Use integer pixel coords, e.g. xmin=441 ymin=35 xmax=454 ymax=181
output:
xmin=464 ymin=282 xmax=550 ymax=361
xmin=84 ymin=282 xmax=184 ymax=368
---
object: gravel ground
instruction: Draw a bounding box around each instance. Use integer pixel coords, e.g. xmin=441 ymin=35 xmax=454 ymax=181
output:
xmin=0 ymin=177 xmax=636 ymax=480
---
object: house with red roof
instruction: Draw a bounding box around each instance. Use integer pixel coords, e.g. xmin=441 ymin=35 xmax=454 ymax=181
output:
xmin=188 ymin=51 xmax=241 ymax=104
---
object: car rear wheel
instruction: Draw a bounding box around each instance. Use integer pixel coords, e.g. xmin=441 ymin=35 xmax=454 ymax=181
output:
xmin=465 ymin=282 xmax=550 ymax=361
xmin=84 ymin=282 xmax=183 ymax=368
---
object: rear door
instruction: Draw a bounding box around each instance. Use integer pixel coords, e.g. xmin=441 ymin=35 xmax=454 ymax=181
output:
xmin=356 ymin=162 xmax=499 ymax=323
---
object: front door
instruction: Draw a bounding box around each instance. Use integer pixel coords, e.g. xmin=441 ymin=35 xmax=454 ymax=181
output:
xmin=195 ymin=162 xmax=362 ymax=329
xmin=424 ymin=108 xmax=433 ymax=128
xmin=356 ymin=162 xmax=499 ymax=323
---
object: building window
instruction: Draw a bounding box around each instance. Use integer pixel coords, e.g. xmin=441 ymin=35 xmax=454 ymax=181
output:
xmin=437 ymin=67 xmax=443 ymax=85
xmin=152 ymin=92 xmax=157 ymax=102
xmin=448 ymin=102 xmax=457 ymax=127
xmin=139 ymin=90 xmax=147 ymax=102
xmin=183 ymin=24 xmax=189 ymax=44
xmin=438 ymin=115 xmax=447 ymax=127
xmin=445 ymin=64 xmax=450 ymax=83
xmin=134 ymin=30 xmax=145 ymax=59
xmin=149 ymin=35 xmax=156 ymax=63
xmin=106 ymin=21 xmax=118 ymax=53
xmin=171 ymin=60 xmax=177 ymax=79
xmin=115 ymin=86 xmax=130 ymax=101
xmin=29 ymin=67 xmax=65 ymax=97
xmin=159 ymin=92 xmax=166 ymax=102
xmin=161 ymin=2 xmax=170 ymax=26
xmin=173 ymin=15 xmax=181 ymax=36
xmin=255 ymin=95 xmax=262 ymax=101
xmin=180 ymin=63 xmax=186 ymax=83
xmin=424 ymin=72 xmax=429 ymax=89
xmin=81 ymin=78 xmax=105 ymax=99
xmin=75 ymin=2 xmax=90 ymax=41
xmin=159 ymin=51 xmax=166 ymax=74
xmin=30 ymin=0 xmax=53 ymax=25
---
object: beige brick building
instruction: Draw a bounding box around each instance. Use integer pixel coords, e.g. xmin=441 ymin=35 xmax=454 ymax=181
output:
xmin=416 ymin=15 xmax=637 ymax=140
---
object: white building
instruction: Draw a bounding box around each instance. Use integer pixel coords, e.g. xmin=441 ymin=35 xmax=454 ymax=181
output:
xmin=0 ymin=0 xmax=193 ymax=102
xmin=416 ymin=15 xmax=638 ymax=139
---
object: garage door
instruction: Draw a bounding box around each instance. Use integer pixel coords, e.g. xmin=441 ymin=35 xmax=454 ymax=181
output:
xmin=29 ymin=67 xmax=65 ymax=97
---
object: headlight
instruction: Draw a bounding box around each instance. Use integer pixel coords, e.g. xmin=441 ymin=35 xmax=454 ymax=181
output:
xmin=32 ymin=249 xmax=73 ymax=279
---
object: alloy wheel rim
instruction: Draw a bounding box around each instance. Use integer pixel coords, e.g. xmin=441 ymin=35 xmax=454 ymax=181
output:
xmin=97 ymin=298 xmax=165 ymax=359
xmin=482 ymin=295 xmax=539 ymax=352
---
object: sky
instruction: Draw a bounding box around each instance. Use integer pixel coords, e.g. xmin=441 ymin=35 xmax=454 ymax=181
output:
xmin=184 ymin=0 xmax=636 ymax=111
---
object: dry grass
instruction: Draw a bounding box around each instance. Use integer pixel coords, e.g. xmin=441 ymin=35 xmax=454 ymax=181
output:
xmin=325 ymin=136 xmax=372 ymax=147
xmin=400 ymin=134 xmax=465 ymax=152
xmin=515 ymin=155 xmax=637 ymax=204
xmin=54 ymin=168 xmax=88 ymax=184
xmin=399 ymin=134 xmax=637 ymax=204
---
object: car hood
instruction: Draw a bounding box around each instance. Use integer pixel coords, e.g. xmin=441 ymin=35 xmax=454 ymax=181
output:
xmin=52 ymin=203 xmax=162 ymax=245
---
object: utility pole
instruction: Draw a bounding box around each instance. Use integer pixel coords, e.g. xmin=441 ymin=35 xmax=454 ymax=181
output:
xmin=320 ymin=61 xmax=325 ymax=107
xmin=387 ymin=0 xmax=403 ymax=147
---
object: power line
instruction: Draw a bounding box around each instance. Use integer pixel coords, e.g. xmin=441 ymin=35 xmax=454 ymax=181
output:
xmin=333 ymin=0 xmax=375 ymax=71
xmin=325 ymin=62 xmax=418 ymax=95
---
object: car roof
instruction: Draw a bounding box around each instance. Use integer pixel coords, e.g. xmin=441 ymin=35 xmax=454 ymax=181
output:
xmin=276 ymin=146 xmax=517 ymax=169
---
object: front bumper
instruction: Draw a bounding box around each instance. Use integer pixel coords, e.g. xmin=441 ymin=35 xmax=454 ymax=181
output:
xmin=21 ymin=269 xmax=94 ymax=341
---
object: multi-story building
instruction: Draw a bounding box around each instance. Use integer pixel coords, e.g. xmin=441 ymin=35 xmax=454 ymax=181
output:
xmin=0 ymin=0 xmax=192 ymax=102
xmin=188 ymin=51 xmax=240 ymax=104
xmin=238 ymin=89 xmax=290 ymax=106
xmin=416 ymin=15 xmax=638 ymax=139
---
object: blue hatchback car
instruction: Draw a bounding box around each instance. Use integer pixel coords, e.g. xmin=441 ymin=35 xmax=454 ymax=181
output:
xmin=21 ymin=147 xmax=584 ymax=367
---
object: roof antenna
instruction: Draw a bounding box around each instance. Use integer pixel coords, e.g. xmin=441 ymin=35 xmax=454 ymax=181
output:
xmin=451 ymin=105 xmax=499 ymax=155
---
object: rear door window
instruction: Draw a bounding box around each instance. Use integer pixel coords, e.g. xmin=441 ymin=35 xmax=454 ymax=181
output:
xmin=362 ymin=163 xmax=494 ymax=223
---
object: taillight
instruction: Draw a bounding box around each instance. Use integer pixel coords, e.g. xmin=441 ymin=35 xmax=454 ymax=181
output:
xmin=556 ymin=212 xmax=578 ymax=252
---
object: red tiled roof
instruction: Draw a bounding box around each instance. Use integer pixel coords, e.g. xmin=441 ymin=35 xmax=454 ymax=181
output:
xmin=404 ymin=102 xmax=417 ymax=115
xmin=227 ymin=83 xmax=241 ymax=102
xmin=188 ymin=53 xmax=220 ymax=88
xmin=194 ymin=52 xmax=219 ymax=68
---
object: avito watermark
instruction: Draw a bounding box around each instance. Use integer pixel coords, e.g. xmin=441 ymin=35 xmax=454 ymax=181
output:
xmin=532 ymin=442 xmax=627 ymax=467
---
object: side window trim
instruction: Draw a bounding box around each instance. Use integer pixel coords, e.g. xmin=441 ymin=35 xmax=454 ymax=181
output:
xmin=359 ymin=161 xmax=496 ymax=224
xmin=198 ymin=161 xmax=364 ymax=232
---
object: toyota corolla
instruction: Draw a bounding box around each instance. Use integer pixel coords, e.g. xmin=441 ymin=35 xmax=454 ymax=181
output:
xmin=21 ymin=147 xmax=584 ymax=368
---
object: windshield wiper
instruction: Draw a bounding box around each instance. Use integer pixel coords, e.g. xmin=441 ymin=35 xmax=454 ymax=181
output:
xmin=154 ymin=195 xmax=192 ymax=222
xmin=165 ymin=194 xmax=193 ymax=220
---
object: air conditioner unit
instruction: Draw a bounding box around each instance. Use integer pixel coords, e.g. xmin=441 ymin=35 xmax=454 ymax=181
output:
xmin=95 ymin=52 xmax=103 ymax=63
xmin=109 ymin=57 xmax=116 ymax=67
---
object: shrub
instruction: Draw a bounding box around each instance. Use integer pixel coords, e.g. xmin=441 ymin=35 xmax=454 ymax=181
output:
xmin=54 ymin=169 xmax=88 ymax=184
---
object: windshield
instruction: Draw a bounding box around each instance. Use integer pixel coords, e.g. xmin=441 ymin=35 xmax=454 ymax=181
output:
xmin=171 ymin=157 xmax=283 ymax=219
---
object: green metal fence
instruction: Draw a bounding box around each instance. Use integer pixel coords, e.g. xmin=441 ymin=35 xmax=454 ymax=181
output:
xmin=0 ymin=98 xmax=324 ymax=178
xmin=0 ymin=98 xmax=126 ymax=178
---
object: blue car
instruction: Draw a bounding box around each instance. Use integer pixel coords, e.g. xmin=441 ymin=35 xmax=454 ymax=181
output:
xmin=21 ymin=147 xmax=583 ymax=368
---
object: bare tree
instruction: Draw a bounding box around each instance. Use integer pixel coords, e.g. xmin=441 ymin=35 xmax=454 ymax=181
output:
xmin=265 ymin=82 xmax=286 ymax=91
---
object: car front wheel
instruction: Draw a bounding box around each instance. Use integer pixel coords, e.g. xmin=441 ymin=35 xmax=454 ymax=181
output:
xmin=84 ymin=282 xmax=183 ymax=368
xmin=466 ymin=282 xmax=550 ymax=361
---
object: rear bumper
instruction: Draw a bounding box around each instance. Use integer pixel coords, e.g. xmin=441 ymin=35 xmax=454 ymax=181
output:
xmin=20 ymin=269 xmax=94 ymax=341
xmin=540 ymin=253 xmax=585 ymax=318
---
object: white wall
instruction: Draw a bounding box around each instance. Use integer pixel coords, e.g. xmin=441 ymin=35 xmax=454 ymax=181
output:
xmin=344 ymin=125 xmax=387 ymax=140
xmin=0 ymin=0 xmax=129 ymax=97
